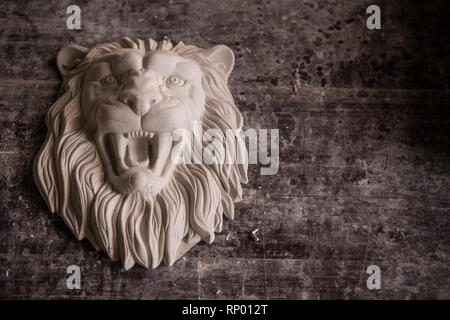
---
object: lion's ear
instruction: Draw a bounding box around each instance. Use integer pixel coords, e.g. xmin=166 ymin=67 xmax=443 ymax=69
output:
xmin=57 ymin=44 xmax=89 ymax=77
xmin=203 ymin=45 xmax=235 ymax=79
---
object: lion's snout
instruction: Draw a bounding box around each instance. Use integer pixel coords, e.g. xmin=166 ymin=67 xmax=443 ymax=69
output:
xmin=117 ymin=88 xmax=163 ymax=116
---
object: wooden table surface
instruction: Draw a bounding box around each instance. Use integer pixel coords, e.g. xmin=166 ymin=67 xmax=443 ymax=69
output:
xmin=0 ymin=0 xmax=449 ymax=299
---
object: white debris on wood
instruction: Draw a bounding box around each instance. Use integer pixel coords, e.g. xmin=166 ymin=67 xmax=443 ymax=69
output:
xmin=251 ymin=228 xmax=260 ymax=242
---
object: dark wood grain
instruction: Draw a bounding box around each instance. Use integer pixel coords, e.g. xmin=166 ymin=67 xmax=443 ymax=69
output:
xmin=0 ymin=0 xmax=449 ymax=299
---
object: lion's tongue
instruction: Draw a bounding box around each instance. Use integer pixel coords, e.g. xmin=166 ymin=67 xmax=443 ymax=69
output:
xmin=125 ymin=137 xmax=150 ymax=168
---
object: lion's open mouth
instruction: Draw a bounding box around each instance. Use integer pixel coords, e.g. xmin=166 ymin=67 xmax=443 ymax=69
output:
xmin=99 ymin=130 xmax=175 ymax=178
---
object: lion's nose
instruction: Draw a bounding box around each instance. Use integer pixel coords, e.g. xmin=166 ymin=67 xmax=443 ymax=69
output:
xmin=118 ymin=91 xmax=160 ymax=116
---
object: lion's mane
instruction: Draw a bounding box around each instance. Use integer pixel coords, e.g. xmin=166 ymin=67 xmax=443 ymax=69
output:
xmin=34 ymin=38 xmax=248 ymax=269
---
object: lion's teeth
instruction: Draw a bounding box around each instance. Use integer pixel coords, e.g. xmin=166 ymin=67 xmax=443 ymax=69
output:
xmin=122 ymin=131 xmax=155 ymax=139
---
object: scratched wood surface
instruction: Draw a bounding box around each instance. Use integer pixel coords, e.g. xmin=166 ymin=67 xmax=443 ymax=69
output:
xmin=0 ymin=0 xmax=449 ymax=299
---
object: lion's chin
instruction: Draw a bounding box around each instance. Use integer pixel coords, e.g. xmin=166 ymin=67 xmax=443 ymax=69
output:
xmin=96 ymin=131 xmax=181 ymax=195
xmin=108 ymin=167 xmax=170 ymax=195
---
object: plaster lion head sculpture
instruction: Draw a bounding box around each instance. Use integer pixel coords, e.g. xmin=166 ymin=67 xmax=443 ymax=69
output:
xmin=34 ymin=37 xmax=248 ymax=269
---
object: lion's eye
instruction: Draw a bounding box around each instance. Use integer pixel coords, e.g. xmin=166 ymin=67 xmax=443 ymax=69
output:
xmin=167 ymin=75 xmax=185 ymax=87
xmin=100 ymin=75 xmax=117 ymax=86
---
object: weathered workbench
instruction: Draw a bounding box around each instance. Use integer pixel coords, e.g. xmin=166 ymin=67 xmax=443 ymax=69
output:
xmin=0 ymin=0 xmax=449 ymax=299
